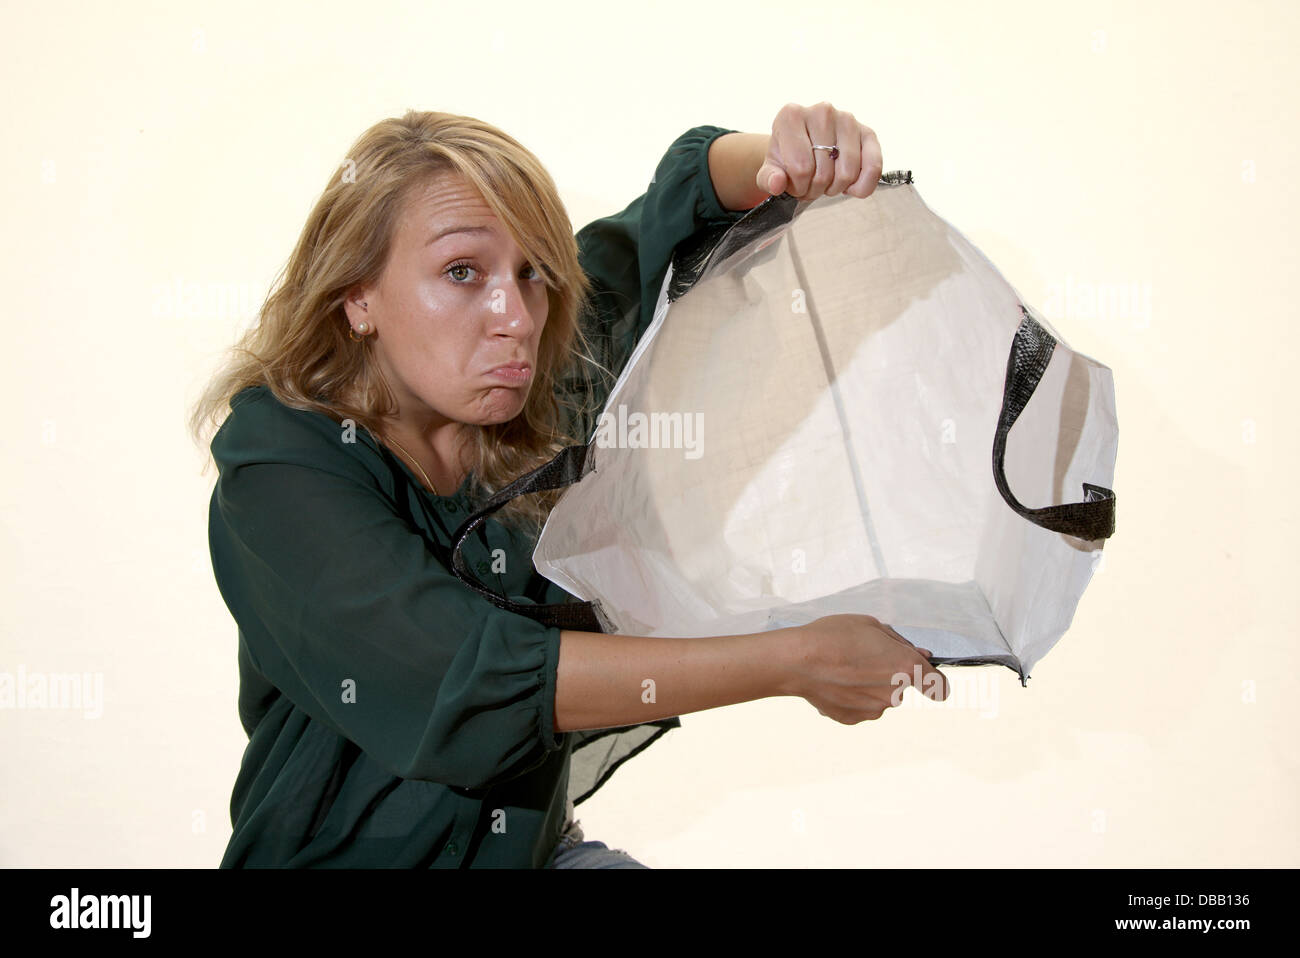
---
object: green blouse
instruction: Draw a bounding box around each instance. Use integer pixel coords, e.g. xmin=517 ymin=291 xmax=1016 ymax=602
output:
xmin=209 ymin=125 xmax=748 ymax=868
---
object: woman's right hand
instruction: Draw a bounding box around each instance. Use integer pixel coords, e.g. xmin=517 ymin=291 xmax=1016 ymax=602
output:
xmin=782 ymin=614 xmax=949 ymax=723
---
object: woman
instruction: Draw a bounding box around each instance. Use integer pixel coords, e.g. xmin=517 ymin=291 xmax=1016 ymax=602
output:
xmin=190 ymin=101 xmax=947 ymax=869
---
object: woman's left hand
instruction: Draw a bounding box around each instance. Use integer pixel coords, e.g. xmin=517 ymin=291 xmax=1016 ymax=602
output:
xmin=756 ymin=102 xmax=883 ymax=201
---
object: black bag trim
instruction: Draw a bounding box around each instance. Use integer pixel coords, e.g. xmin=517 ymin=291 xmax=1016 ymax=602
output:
xmin=930 ymin=654 xmax=1029 ymax=687
xmin=992 ymin=306 xmax=1117 ymax=540
xmin=666 ymin=171 xmax=914 ymax=302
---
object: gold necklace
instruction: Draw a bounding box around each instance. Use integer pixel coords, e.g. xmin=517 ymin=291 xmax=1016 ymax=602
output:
xmin=383 ymin=434 xmax=440 ymax=497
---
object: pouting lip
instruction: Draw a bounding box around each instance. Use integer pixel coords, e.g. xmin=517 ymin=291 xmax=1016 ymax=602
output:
xmin=486 ymin=361 xmax=532 ymax=374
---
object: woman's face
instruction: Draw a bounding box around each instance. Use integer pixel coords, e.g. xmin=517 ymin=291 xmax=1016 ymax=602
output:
xmin=353 ymin=172 xmax=550 ymax=430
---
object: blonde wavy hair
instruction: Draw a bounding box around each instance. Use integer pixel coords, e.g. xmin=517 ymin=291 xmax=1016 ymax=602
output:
xmin=189 ymin=110 xmax=604 ymax=533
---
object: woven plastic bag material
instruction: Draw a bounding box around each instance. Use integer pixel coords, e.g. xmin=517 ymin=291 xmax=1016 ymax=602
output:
xmin=531 ymin=173 xmax=1117 ymax=684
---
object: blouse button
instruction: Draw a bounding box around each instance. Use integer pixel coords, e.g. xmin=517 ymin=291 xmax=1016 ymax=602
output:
xmin=443 ymin=500 xmax=460 ymax=513
xmin=446 ymin=841 xmax=458 ymax=856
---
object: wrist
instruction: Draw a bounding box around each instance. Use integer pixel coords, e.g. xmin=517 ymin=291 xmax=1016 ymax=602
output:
xmin=707 ymin=132 xmax=773 ymax=211
xmin=762 ymin=624 xmax=810 ymax=698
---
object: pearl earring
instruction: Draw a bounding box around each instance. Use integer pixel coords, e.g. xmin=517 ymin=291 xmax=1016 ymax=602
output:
xmin=348 ymin=300 xmax=372 ymax=341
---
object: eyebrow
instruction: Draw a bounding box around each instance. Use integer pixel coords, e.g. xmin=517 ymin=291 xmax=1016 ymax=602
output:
xmin=427 ymin=224 xmax=492 ymax=245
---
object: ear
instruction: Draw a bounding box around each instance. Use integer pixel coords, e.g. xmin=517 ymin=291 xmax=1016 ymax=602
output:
xmin=342 ymin=287 xmax=375 ymax=329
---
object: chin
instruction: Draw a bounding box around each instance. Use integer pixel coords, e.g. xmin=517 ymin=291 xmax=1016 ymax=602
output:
xmin=478 ymin=410 xmax=524 ymax=427
xmin=472 ymin=390 xmax=529 ymax=425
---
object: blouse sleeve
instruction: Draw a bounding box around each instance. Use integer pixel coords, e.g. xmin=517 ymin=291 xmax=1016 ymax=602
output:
xmin=208 ymin=389 xmax=566 ymax=790
xmin=563 ymin=125 xmax=750 ymax=432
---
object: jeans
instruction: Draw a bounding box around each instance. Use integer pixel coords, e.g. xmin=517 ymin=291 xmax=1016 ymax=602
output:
xmin=543 ymin=799 xmax=650 ymax=869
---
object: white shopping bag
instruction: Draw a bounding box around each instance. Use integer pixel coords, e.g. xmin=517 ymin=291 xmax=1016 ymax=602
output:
xmin=528 ymin=172 xmax=1117 ymax=684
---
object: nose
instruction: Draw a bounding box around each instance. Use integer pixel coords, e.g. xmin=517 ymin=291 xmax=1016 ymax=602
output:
xmin=486 ymin=275 xmax=544 ymax=340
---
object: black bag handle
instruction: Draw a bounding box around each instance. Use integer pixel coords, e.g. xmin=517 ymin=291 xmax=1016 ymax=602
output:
xmin=448 ymin=443 xmax=612 ymax=632
xmin=992 ymin=306 xmax=1117 ymax=540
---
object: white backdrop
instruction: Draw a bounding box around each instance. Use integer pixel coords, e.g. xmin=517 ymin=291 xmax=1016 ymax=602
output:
xmin=1 ymin=0 xmax=1295 ymax=867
